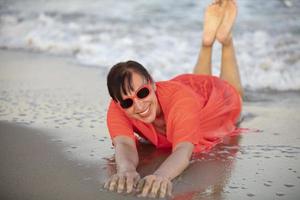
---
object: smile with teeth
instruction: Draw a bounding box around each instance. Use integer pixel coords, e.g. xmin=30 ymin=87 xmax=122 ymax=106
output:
xmin=138 ymin=106 xmax=150 ymax=117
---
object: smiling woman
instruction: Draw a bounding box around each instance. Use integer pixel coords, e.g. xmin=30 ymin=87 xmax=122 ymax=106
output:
xmin=107 ymin=61 xmax=160 ymax=124
xmin=104 ymin=0 xmax=243 ymax=198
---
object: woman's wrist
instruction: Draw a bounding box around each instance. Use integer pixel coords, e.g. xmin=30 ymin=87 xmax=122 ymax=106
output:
xmin=117 ymin=165 xmax=136 ymax=173
xmin=153 ymin=170 xmax=171 ymax=180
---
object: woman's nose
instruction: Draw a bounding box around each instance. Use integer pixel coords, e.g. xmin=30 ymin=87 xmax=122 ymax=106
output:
xmin=133 ymin=98 xmax=144 ymax=110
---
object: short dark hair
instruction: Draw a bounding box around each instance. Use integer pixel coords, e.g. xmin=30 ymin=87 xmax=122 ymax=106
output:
xmin=107 ymin=60 xmax=154 ymax=102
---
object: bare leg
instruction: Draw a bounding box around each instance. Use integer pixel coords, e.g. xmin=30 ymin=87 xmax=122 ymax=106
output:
xmin=193 ymin=1 xmax=224 ymax=75
xmin=218 ymin=0 xmax=243 ymax=97
xmin=193 ymin=45 xmax=213 ymax=75
xmin=220 ymin=36 xmax=244 ymax=97
xmin=194 ymin=0 xmax=243 ymax=98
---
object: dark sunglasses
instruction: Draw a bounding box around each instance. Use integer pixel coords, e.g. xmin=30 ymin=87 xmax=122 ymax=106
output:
xmin=119 ymin=84 xmax=152 ymax=109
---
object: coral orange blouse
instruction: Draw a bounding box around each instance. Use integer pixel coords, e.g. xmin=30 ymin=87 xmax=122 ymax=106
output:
xmin=107 ymin=74 xmax=242 ymax=152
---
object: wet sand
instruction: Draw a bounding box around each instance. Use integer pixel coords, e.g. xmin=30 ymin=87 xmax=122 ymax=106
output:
xmin=0 ymin=49 xmax=300 ymax=200
xmin=0 ymin=122 xmax=103 ymax=200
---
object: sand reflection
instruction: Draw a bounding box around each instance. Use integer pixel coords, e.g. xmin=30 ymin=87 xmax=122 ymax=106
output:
xmin=104 ymin=136 xmax=241 ymax=199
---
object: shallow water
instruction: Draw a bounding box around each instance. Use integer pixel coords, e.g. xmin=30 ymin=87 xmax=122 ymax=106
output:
xmin=122 ymin=134 xmax=300 ymax=200
xmin=1 ymin=0 xmax=300 ymax=90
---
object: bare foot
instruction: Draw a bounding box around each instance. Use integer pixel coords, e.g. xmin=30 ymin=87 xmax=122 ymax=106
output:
xmin=202 ymin=0 xmax=225 ymax=46
xmin=216 ymin=0 xmax=237 ymax=44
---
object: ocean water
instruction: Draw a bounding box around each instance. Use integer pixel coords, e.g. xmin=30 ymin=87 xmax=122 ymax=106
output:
xmin=0 ymin=0 xmax=300 ymax=90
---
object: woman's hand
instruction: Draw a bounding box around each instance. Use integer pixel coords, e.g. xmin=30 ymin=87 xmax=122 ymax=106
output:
xmin=136 ymin=174 xmax=172 ymax=198
xmin=104 ymin=170 xmax=140 ymax=194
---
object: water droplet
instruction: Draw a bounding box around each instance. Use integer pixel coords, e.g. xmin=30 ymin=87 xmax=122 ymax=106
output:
xmin=276 ymin=192 xmax=285 ymax=196
xmin=284 ymin=184 xmax=294 ymax=188
xmin=247 ymin=193 xmax=255 ymax=197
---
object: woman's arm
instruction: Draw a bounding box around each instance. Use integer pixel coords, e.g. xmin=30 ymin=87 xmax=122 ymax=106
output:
xmin=104 ymin=136 xmax=140 ymax=193
xmin=154 ymin=142 xmax=194 ymax=179
xmin=137 ymin=141 xmax=194 ymax=198
xmin=114 ymin=136 xmax=139 ymax=172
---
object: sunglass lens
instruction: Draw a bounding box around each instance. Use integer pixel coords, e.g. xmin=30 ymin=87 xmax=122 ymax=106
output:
xmin=137 ymin=87 xmax=150 ymax=99
xmin=120 ymin=98 xmax=133 ymax=109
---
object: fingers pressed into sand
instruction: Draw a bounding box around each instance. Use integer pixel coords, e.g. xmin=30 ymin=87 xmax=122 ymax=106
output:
xmin=117 ymin=175 xmax=125 ymax=193
xmin=108 ymin=175 xmax=118 ymax=191
xmin=167 ymin=181 xmax=173 ymax=197
xmin=202 ymin=1 xmax=225 ymax=46
xmin=138 ymin=178 xmax=154 ymax=197
xmin=149 ymin=180 xmax=162 ymax=198
xmin=216 ymin=0 xmax=237 ymax=44
xmin=136 ymin=178 xmax=145 ymax=193
xmin=127 ymin=173 xmax=140 ymax=193
xmin=125 ymin=176 xmax=134 ymax=193
xmin=159 ymin=181 xmax=168 ymax=198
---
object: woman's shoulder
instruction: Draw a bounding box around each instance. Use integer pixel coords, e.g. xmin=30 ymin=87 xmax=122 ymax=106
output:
xmin=155 ymin=74 xmax=215 ymax=97
xmin=155 ymin=77 xmax=205 ymax=110
xmin=155 ymin=78 xmax=191 ymax=96
xmin=170 ymin=73 xmax=217 ymax=84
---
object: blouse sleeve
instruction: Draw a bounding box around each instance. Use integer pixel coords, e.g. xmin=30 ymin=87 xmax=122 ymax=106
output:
xmin=106 ymin=100 xmax=135 ymax=142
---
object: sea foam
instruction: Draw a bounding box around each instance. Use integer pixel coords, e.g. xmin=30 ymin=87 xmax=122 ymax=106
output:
xmin=0 ymin=0 xmax=299 ymax=90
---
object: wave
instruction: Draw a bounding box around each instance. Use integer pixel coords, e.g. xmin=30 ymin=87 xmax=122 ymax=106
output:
xmin=1 ymin=0 xmax=300 ymax=90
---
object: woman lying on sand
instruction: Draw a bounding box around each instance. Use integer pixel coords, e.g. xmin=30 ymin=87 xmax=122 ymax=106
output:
xmin=104 ymin=0 xmax=242 ymax=198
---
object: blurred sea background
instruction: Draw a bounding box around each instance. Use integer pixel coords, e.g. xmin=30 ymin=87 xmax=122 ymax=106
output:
xmin=0 ymin=0 xmax=300 ymax=90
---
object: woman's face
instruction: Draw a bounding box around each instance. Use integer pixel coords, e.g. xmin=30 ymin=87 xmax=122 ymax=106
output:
xmin=120 ymin=72 xmax=160 ymax=124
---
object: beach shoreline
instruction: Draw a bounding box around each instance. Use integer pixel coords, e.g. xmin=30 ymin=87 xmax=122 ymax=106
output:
xmin=1 ymin=49 xmax=300 ymax=199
